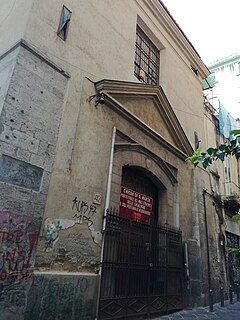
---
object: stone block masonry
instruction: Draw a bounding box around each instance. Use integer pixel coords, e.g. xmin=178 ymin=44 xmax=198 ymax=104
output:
xmin=24 ymin=272 xmax=99 ymax=320
xmin=0 ymin=41 xmax=68 ymax=319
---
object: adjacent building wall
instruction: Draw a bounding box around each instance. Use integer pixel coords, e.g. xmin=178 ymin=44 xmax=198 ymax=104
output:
xmin=0 ymin=42 xmax=69 ymax=319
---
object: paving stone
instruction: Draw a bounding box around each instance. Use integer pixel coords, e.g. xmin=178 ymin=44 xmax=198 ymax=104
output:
xmin=154 ymin=300 xmax=240 ymax=320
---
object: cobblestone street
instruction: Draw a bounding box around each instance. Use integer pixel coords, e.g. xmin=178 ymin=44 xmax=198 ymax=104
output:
xmin=155 ymin=300 xmax=240 ymax=320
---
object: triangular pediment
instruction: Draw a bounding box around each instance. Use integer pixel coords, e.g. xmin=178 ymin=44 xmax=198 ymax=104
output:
xmin=95 ymin=80 xmax=193 ymax=158
xmin=114 ymin=95 xmax=176 ymax=146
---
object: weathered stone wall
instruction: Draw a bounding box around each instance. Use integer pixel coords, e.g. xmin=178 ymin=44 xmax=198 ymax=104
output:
xmin=24 ymin=272 xmax=99 ymax=320
xmin=189 ymin=167 xmax=228 ymax=307
xmin=0 ymin=42 xmax=68 ymax=319
xmin=0 ymin=47 xmax=19 ymax=116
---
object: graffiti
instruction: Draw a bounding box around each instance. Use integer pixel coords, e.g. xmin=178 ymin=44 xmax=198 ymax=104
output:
xmin=0 ymin=285 xmax=27 ymax=310
xmin=72 ymin=196 xmax=97 ymax=226
xmin=24 ymin=274 xmax=97 ymax=320
xmin=0 ymin=211 xmax=40 ymax=288
xmin=42 ymin=215 xmax=102 ymax=249
xmin=42 ymin=218 xmax=75 ymax=251
xmin=42 ymin=219 xmax=61 ymax=250
xmin=41 ymin=196 xmax=101 ymax=250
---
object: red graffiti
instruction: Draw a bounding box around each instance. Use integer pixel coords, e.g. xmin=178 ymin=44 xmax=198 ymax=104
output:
xmin=0 ymin=211 xmax=40 ymax=288
xmin=27 ymin=233 xmax=38 ymax=267
xmin=0 ymin=230 xmax=38 ymax=286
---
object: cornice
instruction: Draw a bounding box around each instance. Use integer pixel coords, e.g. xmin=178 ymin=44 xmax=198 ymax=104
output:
xmin=138 ymin=0 xmax=210 ymax=79
xmin=0 ymin=39 xmax=70 ymax=78
xmin=114 ymin=142 xmax=178 ymax=185
xmin=209 ymin=53 xmax=240 ymax=70
xmin=95 ymin=79 xmax=194 ymax=160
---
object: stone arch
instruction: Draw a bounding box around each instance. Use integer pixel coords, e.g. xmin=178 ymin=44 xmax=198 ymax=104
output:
xmin=110 ymin=148 xmax=179 ymax=227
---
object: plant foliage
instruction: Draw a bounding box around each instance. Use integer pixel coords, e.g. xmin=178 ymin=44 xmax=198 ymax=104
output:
xmin=186 ymin=129 xmax=240 ymax=259
xmin=186 ymin=130 xmax=240 ymax=169
xmin=228 ymin=214 xmax=240 ymax=259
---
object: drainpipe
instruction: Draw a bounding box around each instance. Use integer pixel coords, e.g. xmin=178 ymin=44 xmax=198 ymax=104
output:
xmin=95 ymin=126 xmax=116 ymax=320
xmin=202 ymin=189 xmax=212 ymax=300
xmin=103 ymin=126 xmax=116 ymax=230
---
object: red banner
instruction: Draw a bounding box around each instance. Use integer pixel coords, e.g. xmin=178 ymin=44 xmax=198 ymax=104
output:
xmin=119 ymin=186 xmax=153 ymax=223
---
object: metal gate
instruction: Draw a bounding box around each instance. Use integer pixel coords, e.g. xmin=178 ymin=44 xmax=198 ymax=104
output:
xmin=226 ymin=232 xmax=240 ymax=288
xmin=98 ymin=209 xmax=184 ymax=319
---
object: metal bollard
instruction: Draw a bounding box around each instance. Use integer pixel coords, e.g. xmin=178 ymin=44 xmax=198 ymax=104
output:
xmin=237 ymin=283 xmax=240 ymax=302
xmin=229 ymin=285 xmax=233 ymax=304
xmin=220 ymin=287 xmax=224 ymax=307
xmin=209 ymin=289 xmax=214 ymax=312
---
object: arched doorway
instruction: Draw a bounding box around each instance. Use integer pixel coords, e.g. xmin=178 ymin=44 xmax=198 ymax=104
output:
xmin=99 ymin=166 xmax=183 ymax=319
xmin=121 ymin=166 xmax=161 ymax=226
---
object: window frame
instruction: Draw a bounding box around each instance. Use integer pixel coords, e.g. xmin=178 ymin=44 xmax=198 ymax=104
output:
xmin=57 ymin=5 xmax=72 ymax=41
xmin=134 ymin=25 xmax=160 ymax=85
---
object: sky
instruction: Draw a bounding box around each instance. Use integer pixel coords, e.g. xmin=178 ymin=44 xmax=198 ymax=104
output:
xmin=162 ymin=0 xmax=240 ymax=119
xmin=162 ymin=0 xmax=240 ymax=65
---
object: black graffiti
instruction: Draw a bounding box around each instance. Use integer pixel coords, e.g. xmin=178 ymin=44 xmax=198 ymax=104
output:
xmin=71 ymin=197 xmax=97 ymax=226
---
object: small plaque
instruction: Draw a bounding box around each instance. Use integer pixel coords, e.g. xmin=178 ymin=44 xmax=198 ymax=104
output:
xmin=0 ymin=154 xmax=43 ymax=191
xmin=93 ymin=192 xmax=102 ymax=205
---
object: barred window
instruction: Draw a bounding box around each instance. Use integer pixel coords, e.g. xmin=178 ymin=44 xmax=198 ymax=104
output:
xmin=134 ymin=26 xmax=160 ymax=85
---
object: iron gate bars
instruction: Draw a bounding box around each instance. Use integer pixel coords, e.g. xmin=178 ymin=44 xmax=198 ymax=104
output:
xmin=98 ymin=208 xmax=183 ymax=319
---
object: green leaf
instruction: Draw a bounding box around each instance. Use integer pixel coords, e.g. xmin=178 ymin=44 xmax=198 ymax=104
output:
xmin=207 ymin=147 xmax=216 ymax=155
xmin=190 ymin=155 xmax=198 ymax=164
xmin=232 ymin=214 xmax=240 ymax=222
xmin=228 ymin=247 xmax=240 ymax=259
xmin=202 ymin=157 xmax=211 ymax=169
xmin=232 ymin=147 xmax=238 ymax=155
xmin=236 ymin=152 xmax=240 ymax=160
xmin=228 ymin=248 xmax=240 ymax=254
xmin=225 ymin=145 xmax=232 ymax=155
xmin=230 ymin=129 xmax=240 ymax=136
xmin=194 ymin=147 xmax=202 ymax=156
xmin=228 ymin=248 xmax=239 ymax=253
xmin=217 ymin=153 xmax=225 ymax=161
xmin=219 ymin=144 xmax=227 ymax=151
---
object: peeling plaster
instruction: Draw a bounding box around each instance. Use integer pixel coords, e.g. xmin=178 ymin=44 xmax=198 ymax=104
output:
xmin=88 ymin=223 xmax=102 ymax=245
xmin=42 ymin=218 xmax=102 ymax=250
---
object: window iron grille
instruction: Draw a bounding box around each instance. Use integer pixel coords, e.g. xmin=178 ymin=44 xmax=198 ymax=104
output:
xmin=134 ymin=26 xmax=160 ymax=85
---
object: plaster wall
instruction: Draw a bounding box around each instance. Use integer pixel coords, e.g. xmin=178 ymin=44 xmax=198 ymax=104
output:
xmin=18 ymin=0 xmax=206 ymax=149
xmin=40 ymin=78 xmax=193 ymax=270
xmin=0 ymin=0 xmax=211 ymax=314
xmin=0 ymin=0 xmax=34 ymax=54
xmin=0 ymin=1 xmax=208 ymax=233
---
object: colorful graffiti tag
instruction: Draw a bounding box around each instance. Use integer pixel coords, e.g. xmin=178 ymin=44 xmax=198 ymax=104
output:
xmin=42 ymin=218 xmax=75 ymax=251
xmin=0 ymin=211 xmax=40 ymax=286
